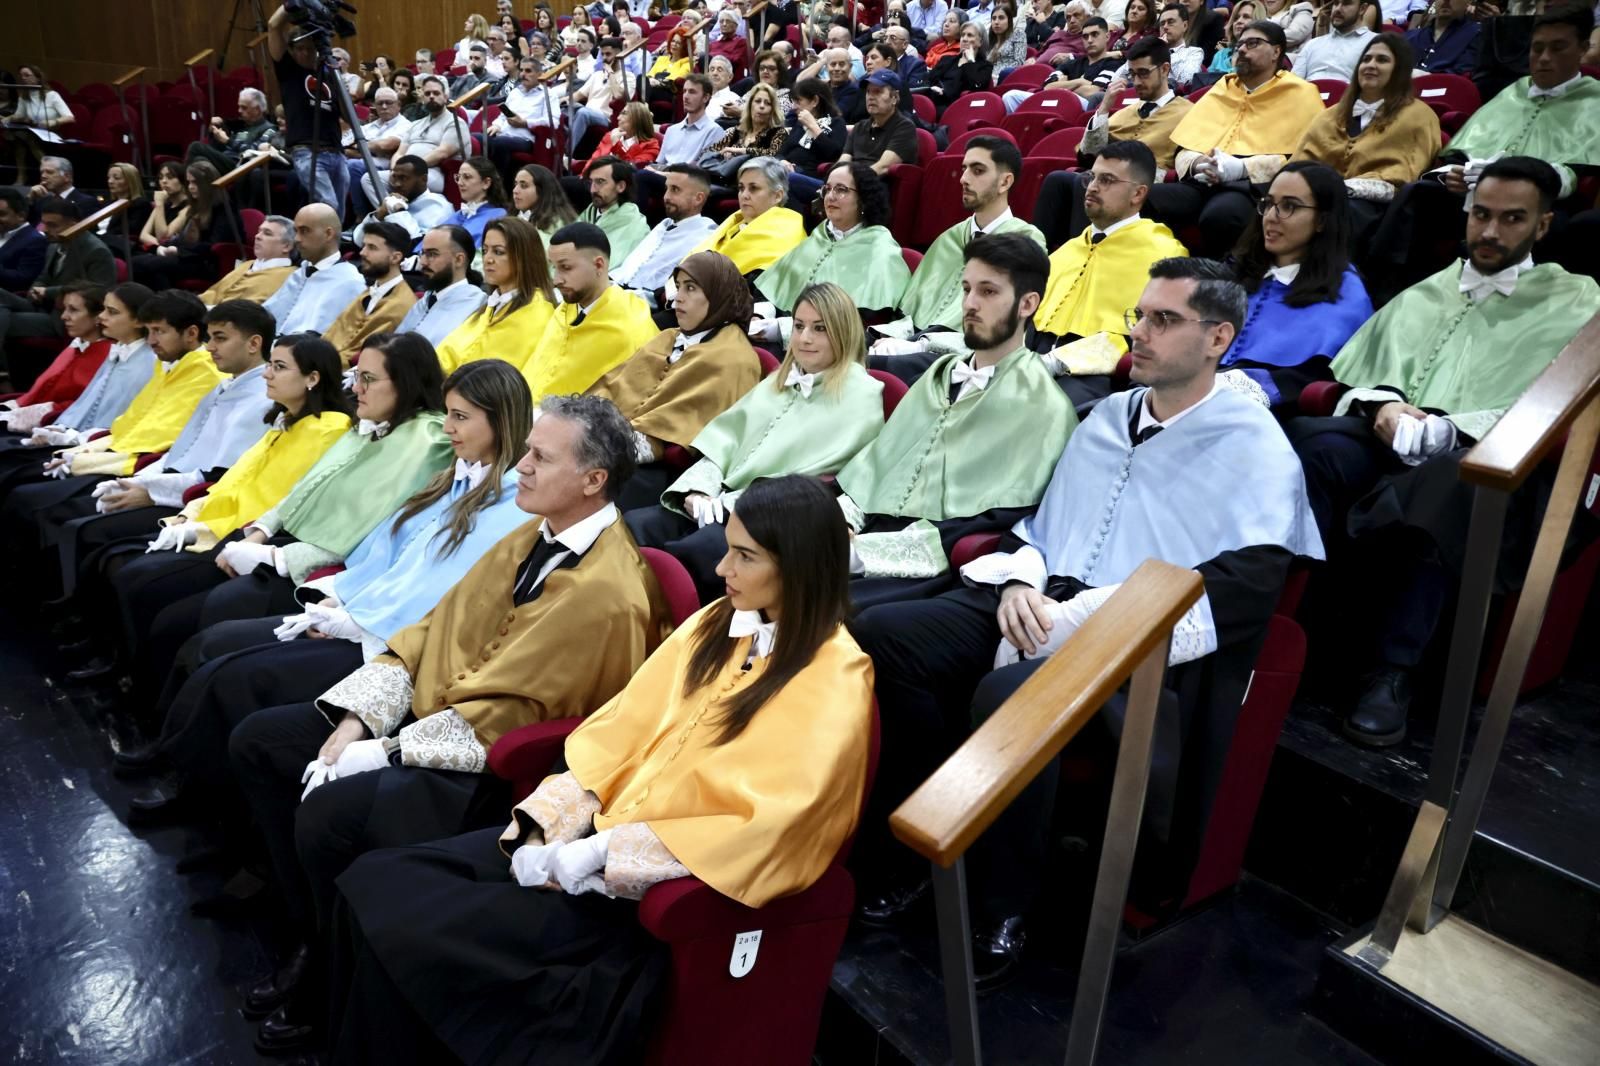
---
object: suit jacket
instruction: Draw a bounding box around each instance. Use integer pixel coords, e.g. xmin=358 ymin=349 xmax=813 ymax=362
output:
xmin=0 ymin=226 xmax=48 ymax=292
xmin=28 ymin=188 xmax=101 ymax=226
xmin=38 ymin=233 xmax=118 ymax=301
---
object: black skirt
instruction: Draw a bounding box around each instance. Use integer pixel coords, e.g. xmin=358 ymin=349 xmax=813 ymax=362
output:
xmin=333 ymin=827 xmax=668 ymax=1066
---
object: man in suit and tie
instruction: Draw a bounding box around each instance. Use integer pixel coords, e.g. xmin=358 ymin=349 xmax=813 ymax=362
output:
xmin=27 ymin=157 xmax=101 ymax=223
xmin=0 ymin=187 xmax=48 ymax=293
xmin=0 ymin=197 xmax=118 ymax=369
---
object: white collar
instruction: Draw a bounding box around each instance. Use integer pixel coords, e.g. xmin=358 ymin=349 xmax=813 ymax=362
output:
xmin=670 ymin=327 xmax=710 ymax=362
xmin=972 ymin=206 xmax=1014 ymax=237
xmin=825 ymin=220 xmax=861 ymax=241
xmin=1090 ymin=213 xmax=1142 ymax=242
xmin=305 ymin=251 xmax=342 ymax=273
xmin=459 ymin=198 xmax=488 ymax=218
xmin=366 ymin=274 xmax=404 ymax=303
xmin=1143 ymin=90 xmax=1175 ymax=111
xmin=69 ymin=336 xmax=92 ymax=352
xmin=539 ymin=501 xmax=618 ymax=554
xmin=1459 ymin=255 xmax=1534 ymax=302
xmin=271 ymin=411 xmax=289 ymax=432
xmin=250 ymin=256 xmax=292 ymax=272
xmin=220 ymin=363 xmax=266 ymax=392
xmin=485 ymin=287 xmax=519 ymax=310
xmin=785 ymin=366 xmax=817 ymax=397
xmin=1267 ymin=261 xmax=1301 ymax=285
xmin=107 ymin=341 xmax=139 ymax=363
xmin=454 ymin=458 xmax=490 ymax=490
xmin=357 ymin=418 xmax=391 ymax=439
xmin=950 ymin=356 xmax=997 ymax=397
xmin=1137 ymin=375 xmax=1222 ymax=435
xmin=1528 ymin=74 xmax=1582 ymax=100
xmin=433 ymin=277 xmax=471 ymax=299
xmin=1331 ymin=24 xmax=1372 ymax=38
xmin=728 ymin=608 xmax=777 ymax=658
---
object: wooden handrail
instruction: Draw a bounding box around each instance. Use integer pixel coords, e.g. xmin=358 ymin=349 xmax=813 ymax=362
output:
xmin=1459 ymin=313 xmax=1600 ymax=493
xmin=538 ymin=56 xmax=577 ymax=83
xmin=111 ymin=66 xmax=148 ymax=88
xmin=213 ymin=152 xmax=274 ymax=189
xmin=747 ymin=0 xmax=771 ymax=16
xmin=891 ymin=559 xmax=1204 ymax=867
xmin=619 ymin=40 xmax=647 ymax=60
xmin=449 ymin=81 xmax=493 ymax=109
xmin=183 ymin=48 xmax=216 ymax=67
xmin=60 ymin=199 xmax=129 ymax=241
xmin=247 ymin=31 xmax=271 ymax=47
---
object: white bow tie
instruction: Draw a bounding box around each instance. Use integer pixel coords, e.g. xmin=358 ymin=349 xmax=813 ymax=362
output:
xmin=785 ymin=366 xmax=816 ymax=398
xmin=950 ymin=360 xmax=996 ymax=394
xmin=69 ymin=337 xmax=91 ymax=352
xmin=459 ymin=200 xmax=485 ymax=218
xmin=486 ymin=288 xmax=518 ymax=310
xmin=1459 ymin=261 xmax=1523 ymax=302
xmin=1267 ymin=262 xmax=1301 ymax=286
xmin=357 ymin=419 xmax=391 ymax=439
xmin=1351 ymin=98 xmax=1382 ymax=118
xmin=728 ymin=609 xmax=777 ymax=659
xmin=1528 ymin=81 xmax=1573 ymax=100
xmin=107 ymin=343 xmax=132 ymax=363
xmin=454 ymin=458 xmax=489 ymax=490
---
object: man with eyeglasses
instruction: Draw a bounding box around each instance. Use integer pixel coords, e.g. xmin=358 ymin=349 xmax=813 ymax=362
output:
xmin=852 ymin=255 xmax=1322 ymax=989
xmin=393 ymin=225 xmax=488 ymax=347
xmin=1033 ymin=141 xmax=1188 ymax=403
xmin=1291 ymin=156 xmax=1600 ymax=748
xmin=1146 ymin=19 xmax=1323 ymax=256
xmin=343 ymin=87 xmax=412 ymax=215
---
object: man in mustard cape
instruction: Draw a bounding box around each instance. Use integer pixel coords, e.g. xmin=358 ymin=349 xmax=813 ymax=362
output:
xmin=228 ymin=395 xmax=671 ymax=1053
xmin=524 ymin=222 xmax=657 ymax=401
xmin=1145 ymin=20 xmax=1323 ymax=256
xmin=198 ymin=214 xmax=296 ymax=306
xmin=319 ymin=222 xmax=418 ymax=368
xmin=837 ymin=232 xmax=1077 ymax=609
xmin=1292 ymin=159 xmax=1600 ymax=748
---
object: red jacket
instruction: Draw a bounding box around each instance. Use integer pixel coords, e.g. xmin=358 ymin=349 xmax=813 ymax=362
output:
xmin=708 ymin=34 xmax=752 ymax=76
xmin=16 ymin=337 xmax=112 ymax=416
xmin=582 ymin=130 xmax=662 ymax=174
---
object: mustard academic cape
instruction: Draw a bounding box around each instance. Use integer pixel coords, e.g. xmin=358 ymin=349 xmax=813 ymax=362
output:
xmin=321 ymin=283 xmax=419 ymax=368
xmin=63 ymin=350 xmax=226 ymax=475
xmin=199 ymin=261 xmax=295 ymax=305
xmin=690 ymin=206 xmax=808 ymax=275
xmin=522 ymin=285 xmax=657 ymax=401
xmin=1106 ymin=95 xmax=1194 ymax=171
xmin=1292 ymin=97 xmax=1440 ymax=187
xmin=1036 ymin=219 xmax=1189 ymax=348
xmin=586 ymin=325 xmax=763 ymax=451
xmin=180 ymin=410 xmax=353 ymax=547
xmin=436 ymin=293 xmax=557 ymax=374
xmin=380 ymin=517 xmax=672 ymax=750
xmin=564 ymin=606 xmax=874 ymax=908
xmin=1173 ymin=71 xmax=1325 ymax=158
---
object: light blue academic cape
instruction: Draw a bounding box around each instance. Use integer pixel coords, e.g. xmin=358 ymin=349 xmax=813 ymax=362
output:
xmin=55 ymin=341 xmax=157 ymax=430
xmin=1016 ymin=384 xmax=1325 ymax=587
xmin=331 ymin=469 xmax=532 ymax=641
xmin=394 ymin=280 xmax=489 ymax=347
xmin=160 ymin=363 xmax=274 ymax=473
xmin=263 ymin=261 xmax=367 ymax=336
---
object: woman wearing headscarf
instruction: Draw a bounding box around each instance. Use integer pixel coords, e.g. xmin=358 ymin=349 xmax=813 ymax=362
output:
xmin=587 ymin=251 xmax=764 ymax=512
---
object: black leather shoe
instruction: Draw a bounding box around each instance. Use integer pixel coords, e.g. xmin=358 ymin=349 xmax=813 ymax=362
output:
xmin=856 ymin=876 xmax=931 ymax=927
xmin=49 ymin=615 xmax=85 ymax=640
xmin=66 ymin=655 xmax=119 ymax=683
xmin=972 ymin=915 xmax=1027 ymax=994
xmin=126 ymin=779 xmax=190 ymax=826
xmin=244 ymin=944 xmax=311 ymax=1019
xmin=254 ymin=1003 xmax=318 ymax=1055
xmin=1344 ymin=667 xmax=1412 ymax=748
xmin=57 ymin=637 xmax=97 ymax=658
xmin=112 ymin=742 xmax=166 ymax=778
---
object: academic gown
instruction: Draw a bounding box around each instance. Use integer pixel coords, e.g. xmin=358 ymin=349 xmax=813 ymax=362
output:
xmin=580 ymin=201 xmax=652 ymax=265
xmin=754 ymin=223 xmax=912 ymax=313
xmin=321 ymin=282 xmax=420 ymax=368
xmin=4 ymin=338 xmax=112 ymax=426
xmin=689 ymin=206 xmax=808 ymax=277
xmin=198 ymin=259 xmax=296 ymax=305
xmin=436 ymin=294 xmax=557 ymax=375
xmin=1219 ymin=266 xmax=1373 ymax=412
xmin=263 ymin=260 xmax=368 ymax=336
xmin=1034 ymin=219 xmax=1189 ymax=351
xmin=895 ymin=215 xmax=1046 ymax=333
xmin=394 ymin=281 xmax=489 ymax=348
xmin=522 ymin=286 xmax=657 ymax=401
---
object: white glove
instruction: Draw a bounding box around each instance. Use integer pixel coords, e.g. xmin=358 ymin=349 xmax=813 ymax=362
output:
xmin=870 ymin=336 xmax=923 ymax=357
xmin=552 ymin=830 xmax=613 ymax=895
xmin=687 ymin=492 xmax=726 ymax=528
xmin=305 ymin=602 xmax=364 ymax=642
xmin=1211 ymin=150 xmax=1246 ymax=183
xmin=91 ymin=478 xmax=126 ymax=500
xmin=1462 ymin=156 xmax=1492 ymax=191
xmin=747 ymin=317 xmax=782 ymax=343
xmin=45 ymin=456 xmax=73 ymax=479
xmin=273 ymin=612 xmax=317 ymax=641
xmin=219 ymin=539 xmax=282 ymax=576
xmin=381 ymin=194 xmax=408 ymax=213
xmin=144 ymin=523 xmax=197 ymax=553
xmin=510 ymin=841 xmax=563 ymax=887
xmin=1396 ymin=414 xmax=1456 ymax=466
xmin=34 ymin=426 xmax=82 ymax=447
xmin=1390 ymin=413 xmax=1423 ymax=459
xmin=300 ymin=757 xmax=336 ymax=800
xmin=333 ymin=737 xmax=391 ymax=778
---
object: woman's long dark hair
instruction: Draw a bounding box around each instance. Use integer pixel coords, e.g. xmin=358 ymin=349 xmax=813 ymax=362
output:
xmin=1231 ymin=160 xmax=1351 ymax=308
xmin=266 ymin=334 xmax=351 ymax=427
xmin=845 ymin=161 xmax=892 ymax=229
xmin=182 ymin=159 xmax=223 ymax=237
xmin=1332 ymin=33 xmax=1415 ymax=134
xmin=360 ymin=331 xmax=445 ymax=425
xmin=793 ymin=77 xmax=840 ymax=120
xmin=681 ymin=475 xmax=852 ymax=745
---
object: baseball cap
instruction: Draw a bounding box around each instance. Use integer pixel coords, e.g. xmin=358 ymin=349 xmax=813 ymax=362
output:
xmin=865 ymin=70 xmax=903 ymax=91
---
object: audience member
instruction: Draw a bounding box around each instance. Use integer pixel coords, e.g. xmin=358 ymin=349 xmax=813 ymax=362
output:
xmin=1208 ymin=1 xmax=1262 ymax=74
xmin=0 ymin=198 xmax=117 ymax=359
xmin=1293 ymin=0 xmax=1376 ymax=80
xmin=262 ymin=205 xmax=367 ymax=336
xmin=1182 ymin=0 xmax=1228 ymax=61
xmin=138 ymin=162 xmax=192 ymax=252
xmin=362 ymin=76 xmax=466 ymax=205
xmin=581 ymin=103 xmax=661 ymax=175
xmin=569 ymin=37 xmax=632 ymax=153
xmin=198 ymin=214 xmax=297 ymax=306
xmin=1260 ymin=0 xmax=1317 ymax=52
xmin=438 ymin=217 xmax=557 ymax=374
xmin=344 ymin=87 xmax=412 ymax=213
xmin=351 ymin=155 xmax=454 ymax=247
xmin=708 ymin=85 xmax=789 ymax=171
xmin=438 ymin=157 xmax=511 ymax=249
xmin=926 ymin=21 xmax=994 ymax=107
xmin=1406 ymin=0 xmax=1480 ymax=75
xmin=633 ymin=74 xmax=726 ymax=206
xmin=694 ymin=158 xmax=809 ymax=278
xmin=776 ymin=80 xmax=849 ymax=207
xmin=321 ymin=223 xmax=418 ymax=368
xmin=577 ymin=157 xmax=651 ymax=263
xmin=525 ymin=222 xmax=657 ymax=399
xmin=27 ymin=156 xmax=100 ymax=221
xmin=0 ymin=186 xmax=48 ymax=294
xmin=130 ymin=161 xmax=244 ymax=291
xmin=0 ymin=284 xmax=108 ymax=435
xmin=486 ymin=58 xmax=562 ymax=185
xmin=267 ymin=4 xmax=349 ymax=211
xmin=613 ymin=165 xmax=720 ymax=307
xmin=395 ymin=225 xmax=489 ymax=347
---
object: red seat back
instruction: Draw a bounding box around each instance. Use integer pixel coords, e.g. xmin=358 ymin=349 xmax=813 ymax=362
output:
xmin=240 ymin=208 xmax=265 ymax=244
xmin=944 ymin=126 xmax=1015 ymax=157
xmin=939 ymin=91 xmax=1006 ymax=134
xmin=754 ymin=347 xmax=781 ymax=375
xmin=910 ymin=92 xmax=936 ymax=124
xmin=1012 ymin=88 xmax=1085 ymax=122
xmin=1031 ymin=126 xmax=1085 ymax=157
xmin=998 ymin=64 xmax=1054 ymax=91
xmin=640 ymin=547 xmax=701 ymax=627
xmin=1310 ymin=78 xmax=1347 ymax=106
xmin=867 ymin=369 xmax=908 ymax=419
xmin=900 ymin=246 xmax=923 ymax=273
xmin=999 ymin=110 xmax=1071 ymax=153
xmin=1413 ymin=72 xmax=1480 ymax=117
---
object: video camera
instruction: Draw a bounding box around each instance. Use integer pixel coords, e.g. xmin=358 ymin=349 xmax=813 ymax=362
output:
xmin=283 ymin=0 xmax=358 ymax=40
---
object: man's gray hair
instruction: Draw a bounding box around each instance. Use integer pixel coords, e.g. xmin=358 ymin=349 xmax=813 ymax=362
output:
xmin=259 ymin=214 xmax=296 ymax=242
xmin=538 ymin=395 xmax=637 ymax=502
xmin=240 ymin=87 xmax=269 ymax=110
xmin=42 ymin=155 xmax=71 ymax=178
xmin=373 ymin=87 xmax=399 ymax=103
xmin=739 ymin=155 xmax=790 ymax=196
xmin=708 ymin=55 xmax=734 ymax=72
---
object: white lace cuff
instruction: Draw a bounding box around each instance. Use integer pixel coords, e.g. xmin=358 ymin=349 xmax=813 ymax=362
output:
xmin=852 ymin=518 xmax=948 ymax=579
xmin=604 ymin=822 xmax=691 ymax=900
xmin=1219 ymin=368 xmax=1272 ymax=409
xmin=397 ymin=708 xmax=487 ymax=772
xmin=836 ymin=492 xmax=865 ymax=533
xmin=1063 ymin=582 xmax=1216 ymax=664
xmin=1344 ymin=177 xmax=1395 ymax=202
xmin=961 ymin=543 xmax=1046 ymax=591
xmin=139 ymin=470 xmax=203 ymax=509
xmin=315 ymin=661 xmax=413 ymax=737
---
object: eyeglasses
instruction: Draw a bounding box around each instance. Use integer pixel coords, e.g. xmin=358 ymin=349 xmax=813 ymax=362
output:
xmin=1086 ymin=171 xmax=1141 ymax=189
xmin=821 ymin=183 xmax=857 ymax=197
xmin=355 ymin=372 xmax=390 ymax=387
xmin=1234 ymin=37 xmax=1272 ymax=50
xmin=1124 ymin=308 xmax=1222 ymax=334
xmin=1257 ymin=196 xmax=1315 ymax=219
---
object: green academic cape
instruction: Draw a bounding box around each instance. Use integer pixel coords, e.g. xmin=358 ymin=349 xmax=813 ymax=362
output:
xmin=1447 ymin=77 xmax=1600 ymax=177
xmin=1332 ymin=261 xmax=1600 ymax=440
xmin=580 ymin=201 xmax=652 ymax=265
xmin=755 ymin=223 xmax=911 ymax=313
xmin=837 ymin=345 xmax=1076 ymax=520
xmin=897 ymin=215 xmax=1045 ymax=333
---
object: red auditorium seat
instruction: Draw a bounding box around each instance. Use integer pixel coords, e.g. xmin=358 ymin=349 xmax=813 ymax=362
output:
xmin=998 ymin=64 xmax=1054 ymax=91
xmin=754 ymin=347 xmax=781 ymax=375
xmin=1011 ymin=126 xmax=1086 ymax=222
xmin=1010 ymin=87 xmax=1086 ymax=128
xmin=147 ymin=97 xmax=204 ymax=162
xmin=884 ymin=128 xmax=940 ymax=244
xmin=1413 ymin=72 xmax=1481 ymax=132
xmin=507 ymin=126 xmax=567 ymax=175
xmin=867 ymin=369 xmax=908 ymax=418
xmin=239 ymin=208 xmax=264 ymax=243
xmin=910 ymin=93 xmax=936 ymax=124
xmin=1310 ymin=79 xmax=1347 ymax=106
xmin=900 ymin=247 xmax=922 ymax=273
xmin=906 ymin=129 xmax=1019 ymax=245
xmin=938 ymin=91 xmax=1007 ymax=135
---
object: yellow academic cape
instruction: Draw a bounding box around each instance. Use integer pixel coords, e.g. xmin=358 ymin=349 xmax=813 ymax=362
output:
xmin=586 ymin=325 xmax=763 ymax=451
xmin=563 ymin=606 xmax=874 ymax=908
xmin=1106 ymin=96 xmax=1194 ymax=171
xmin=1036 ymin=219 xmax=1189 ymax=348
xmin=1173 ymin=71 xmax=1325 ymax=158
xmin=380 ymin=516 xmax=671 ymax=750
xmin=436 ymin=293 xmax=557 ymax=374
xmin=321 ymin=283 xmax=419 ymax=368
xmin=690 ymin=206 xmax=807 ymax=275
xmin=1292 ymin=97 xmax=1441 ymax=188
xmin=198 ymin=261 xmax=295 ymax=305
xmin=522 ymin=285 xmax=657 ymax=401
xmin=64 ymin=350 xmax=225 ymax=475
xmin=179 ymin=410 xmax=352 ymax=547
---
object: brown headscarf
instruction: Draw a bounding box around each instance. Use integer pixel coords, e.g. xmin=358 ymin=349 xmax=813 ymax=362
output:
xmin=671 ymin=251 xmax=753 ymax=337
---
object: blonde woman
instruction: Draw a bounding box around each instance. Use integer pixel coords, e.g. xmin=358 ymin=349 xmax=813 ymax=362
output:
xmin=709 ymin=84 xmax=788 ymax=174
xmin=454 ymin=14 xmax=492 ymax=63
xmin=100 ymin=163 xmax=152 ymax=259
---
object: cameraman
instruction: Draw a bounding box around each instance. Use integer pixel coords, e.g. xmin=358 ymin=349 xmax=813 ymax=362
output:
xmin=268 ymin=3 xmax=350 ymax=214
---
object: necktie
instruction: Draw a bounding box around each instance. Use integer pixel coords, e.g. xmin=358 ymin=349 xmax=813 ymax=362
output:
xmin=571 ymin=307 xmax=588 ymax=326
xmin=786 ymin=367 xmax=816 ymax=398
xmin=1090 ymin=232 xmax=1106 ymax=245
xmin=1135 ymin=424 xmax=1164 ymax=444
xmin=1138 ymin=100 xmax=1157 ymax=118
xmin=512 ymin=534 xmax=564 ymax=605
xmin=424 ymin=292 xmax=438 ymax=310
xmin=728 ymin=609 xmax=777 ymax=659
